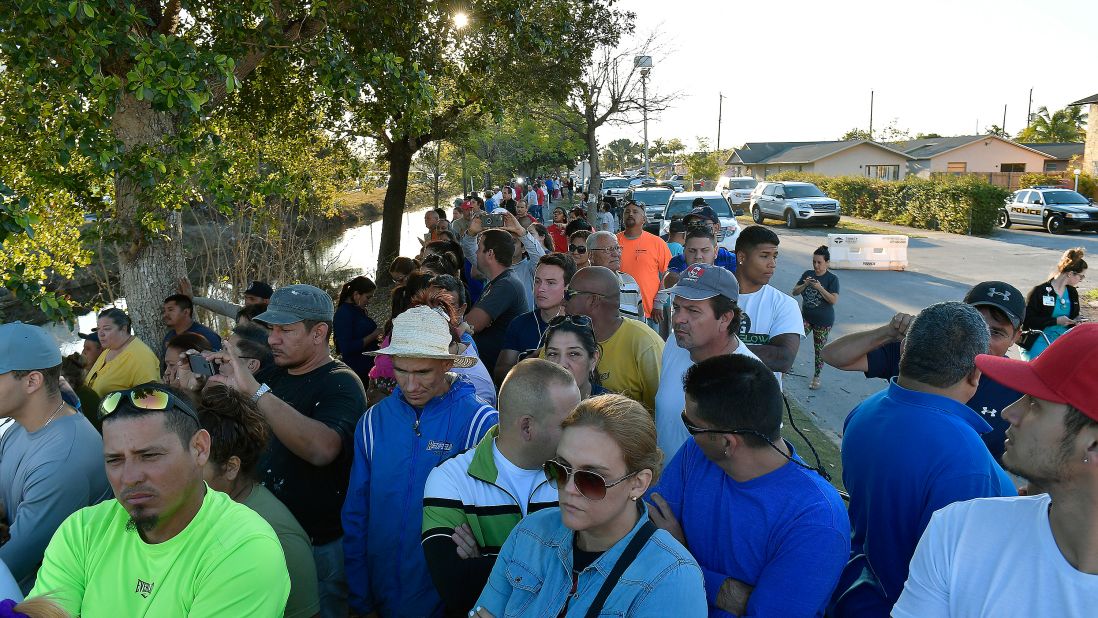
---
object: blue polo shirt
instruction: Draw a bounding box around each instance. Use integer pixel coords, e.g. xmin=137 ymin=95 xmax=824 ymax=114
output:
xmin=835 ymin=380 xmax=1016 ymax=616
xmin=161 ymin=321 xmax=222 ymax=353
xmin=864 ymin=341 xmax=1021 ymax=463
xmin=667 ymin=247 xmax=737 ymax=274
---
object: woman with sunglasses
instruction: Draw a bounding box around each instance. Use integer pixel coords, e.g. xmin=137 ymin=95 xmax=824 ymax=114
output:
xmin=472 ymin=394 xmax=706 ymax=617
xmin=568 ymin=229 xmax=592 ymax=269
xmin=541 ymin=315 xmax=608 ymax=400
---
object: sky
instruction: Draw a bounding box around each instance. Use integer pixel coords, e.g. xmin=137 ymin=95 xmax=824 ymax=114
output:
xmin=602 ymin=0 xmax=1098 ymax=151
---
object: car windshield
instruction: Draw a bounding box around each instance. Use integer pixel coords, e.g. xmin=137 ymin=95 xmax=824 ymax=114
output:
xmin=1043 ymin=191 xmax=1090 ymax=205
xmin=666 ymin=197 xmax=732 ymax=219
xmin=730 ymin=179 xmax=757 ymax=190
xmin=783 ymin=184 xmax=827 ymax=198
xmin=603 ymin=178 xmax=630 ymax=189
xmin=633 ymin=189 xmax=672 ymax=206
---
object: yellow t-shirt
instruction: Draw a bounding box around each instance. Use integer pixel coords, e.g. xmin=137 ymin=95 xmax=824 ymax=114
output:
xmin=85 ymin=337 xmax=161 ymax=397
xmin=596 ymin=318 xmax=664 ymax=412
xmin=31 ymin=486 xmax=290 ymax=617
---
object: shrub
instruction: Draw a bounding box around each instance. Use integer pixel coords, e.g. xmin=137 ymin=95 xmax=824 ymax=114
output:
xmin=763 ymin=172 xmax=1009 ymax=235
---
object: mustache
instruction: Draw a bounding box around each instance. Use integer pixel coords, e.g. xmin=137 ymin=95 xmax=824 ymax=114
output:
xmin=120 ymin=486 xmax=158 ymax=501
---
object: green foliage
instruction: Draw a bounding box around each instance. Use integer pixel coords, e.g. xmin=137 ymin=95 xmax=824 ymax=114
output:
xmin=839 ymin=128 xmax=872 ymax=141
xmin=685 ymin=139 xmax=721 ymax=185
xmin=766 ymin=172 xmax=1010 ymax=235
xmin=1016 ymin=106 xmax=1088 ymax=143
xmin=464 ymin=110 xmax=586 ymax=185
xmin=602 ymin=138 xmax=643 ymax=174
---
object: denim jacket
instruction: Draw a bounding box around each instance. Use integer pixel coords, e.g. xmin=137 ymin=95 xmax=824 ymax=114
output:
xmin=474 ymin=504 xmax=707 ymax=617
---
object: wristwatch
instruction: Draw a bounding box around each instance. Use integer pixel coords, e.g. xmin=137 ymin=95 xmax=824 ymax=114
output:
xmin=252 ymin=383 xmax=271 ymax=403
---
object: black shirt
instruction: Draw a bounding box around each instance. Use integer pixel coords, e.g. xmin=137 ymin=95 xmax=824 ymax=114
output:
xmin=261 ymin=359 xmax=366 ymax=544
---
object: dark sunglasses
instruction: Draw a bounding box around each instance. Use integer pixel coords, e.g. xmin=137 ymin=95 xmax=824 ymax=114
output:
xmin=543 ymin=459 xmax=638 ymax=501
xmin=99 ymin=384 xmax=200 ymax=423
xmin=569 ymin=245 xmax=587 ymax=254
xmin=680 ymin=410 xmax=771 ymax=443
xmin=563 ymin=288 xmax=606 ymax=302
xmin=548 ymin=314 xmax=592 ymax=328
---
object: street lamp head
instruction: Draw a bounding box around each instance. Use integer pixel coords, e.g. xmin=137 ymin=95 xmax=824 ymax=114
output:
xmin=634 ymin=55 xmax=653 ymax=68
xmin=453 ymin=11 xmax=469 ymax=29
xmin=1074 ymin=168 xmax=1082 ymax=176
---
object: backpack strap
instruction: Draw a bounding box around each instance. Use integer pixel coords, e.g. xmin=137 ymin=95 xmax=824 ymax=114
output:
xmin=583 ymin=520 xmax=658 ymax=618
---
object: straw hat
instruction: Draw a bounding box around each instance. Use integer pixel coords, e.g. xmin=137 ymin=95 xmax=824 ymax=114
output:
xmin=367 ymin=306 xmax=477 ymax=368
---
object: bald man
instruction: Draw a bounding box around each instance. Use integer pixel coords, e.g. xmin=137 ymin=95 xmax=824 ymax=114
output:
xmin=421 ymin=359 xmax=580 ymax=615
xmin=565 ymin=266 xmax=664 ymax=411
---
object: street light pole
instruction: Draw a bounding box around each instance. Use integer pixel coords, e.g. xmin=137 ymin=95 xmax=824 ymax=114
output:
xmin=1075 ymin=168 xmax=1081 ymax=193
xmin=717 ymin=92 xmax=725 ymax=151
xmin=634 ymin=55 xmax=653 ymax=178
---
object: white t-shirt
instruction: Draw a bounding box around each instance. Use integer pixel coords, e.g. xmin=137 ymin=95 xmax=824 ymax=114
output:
xmin=653 ymin=334 xmax=761 ymax=460
xmin=894 ymin=494 xmax=1098 ymax=618
xmin=736 ymin=284 xmax=804 ymax=382
xmin=491 ymin=440 xmax=548 ymax=516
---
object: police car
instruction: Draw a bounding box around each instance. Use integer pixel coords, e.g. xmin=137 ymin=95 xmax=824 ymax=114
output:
xmin=997 ymin=186 xmax=1098 ymax=235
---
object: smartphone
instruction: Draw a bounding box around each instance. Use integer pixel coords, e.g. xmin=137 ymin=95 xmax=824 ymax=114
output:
xmin=187 ymin=353 xmax=218 ymax=377
xmin=479 ymin=213 xmax=504 ymax=228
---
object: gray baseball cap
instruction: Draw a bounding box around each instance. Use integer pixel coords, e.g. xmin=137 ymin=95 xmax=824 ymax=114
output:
xmin=667 ymin=263 xmax=739 ymax=302
xmin=254 ymin=285 xmax=335 ymax=325
xmin=0 ymin=322 xmax=62 ymax=374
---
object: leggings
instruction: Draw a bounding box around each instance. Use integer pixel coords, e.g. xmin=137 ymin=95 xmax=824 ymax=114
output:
xmin=804 ymin=322 xmax=832 ymax=378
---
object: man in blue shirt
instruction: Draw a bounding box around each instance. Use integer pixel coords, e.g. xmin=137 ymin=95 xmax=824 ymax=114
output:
xmin=831 ymin=301 xmax=1017 ymax=617
xmin=821 ymin=281 xmax=1025 ymax=463
xmin=161 ymin=293 xmax=222 ymax=354
xmin=667 ymin=207 xmax=737 ymax=274
xmin=648 ymin=354 xmax=849 ymax=617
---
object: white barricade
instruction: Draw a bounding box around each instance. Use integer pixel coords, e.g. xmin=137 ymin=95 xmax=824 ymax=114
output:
xmin=827 ymin=234 xmax=908 ymax=271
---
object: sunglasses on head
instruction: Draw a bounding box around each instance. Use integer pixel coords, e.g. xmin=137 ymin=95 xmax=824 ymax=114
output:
xmin=543 ymin=459 xmax=638 ymax=501
xmin=99 ymin=384 xmax=200 ymax=424
xmin=548 ymin=314 xmax=592 ymax=328
xmin=569 ymin=245 xmax=587 ymax=254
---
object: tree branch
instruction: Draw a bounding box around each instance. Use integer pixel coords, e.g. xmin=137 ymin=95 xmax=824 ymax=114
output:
xmin=158 ymin=0 xmax=181 ymax=36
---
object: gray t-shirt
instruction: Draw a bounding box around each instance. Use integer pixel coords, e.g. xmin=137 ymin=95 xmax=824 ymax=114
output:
xmin=798 ymin=270 xmax=840 ymax=327
xmin=0 ymin=413 xmax=112 ymax=592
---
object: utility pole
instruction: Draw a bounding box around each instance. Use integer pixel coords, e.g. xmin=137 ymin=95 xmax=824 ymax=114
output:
xmin=869 ymin=90 xmax=874 ymax=138
xmin=1027 ymin=87 xmax=1033 ymax=127
xmin=717 ymin=92 xmax=725 ymax=151
xmin=1002 ymin=104 xmax=1007 ymax=137
xmin=634 ymin=55 xmax=654 ymax=178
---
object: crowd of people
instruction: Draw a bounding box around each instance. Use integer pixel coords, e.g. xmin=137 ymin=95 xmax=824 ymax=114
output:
xmin=0 ymin=182 xmax=1095 ymax=618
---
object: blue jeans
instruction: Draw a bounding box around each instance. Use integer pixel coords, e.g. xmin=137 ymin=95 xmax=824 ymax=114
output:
xmin=313 ymin=537 xmax=349 ymax=618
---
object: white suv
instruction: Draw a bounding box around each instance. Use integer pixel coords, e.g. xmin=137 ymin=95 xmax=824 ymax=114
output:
xmin=717 ymin=176 xmax=758 ymax=206
xmin=749 ymin=181 xmax=841 ymax=228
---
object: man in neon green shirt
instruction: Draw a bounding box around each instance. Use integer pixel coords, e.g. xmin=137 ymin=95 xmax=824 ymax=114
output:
xmin=31 ymin=383 xmax=290 ymax=616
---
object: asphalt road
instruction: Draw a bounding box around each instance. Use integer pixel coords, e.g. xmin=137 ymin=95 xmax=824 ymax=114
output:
xmin=768 ymin=217 xmax=1098 ymax=440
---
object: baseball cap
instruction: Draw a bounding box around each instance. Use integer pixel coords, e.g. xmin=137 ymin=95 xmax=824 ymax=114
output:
xmin=0 ymin=322 xmax=62 ymax=374
xmin=963 ymin=281 xmax=1024 ymax=329
xmin=78 ymin=329 xmax=100 ymax=345
xmin=254 ymin=284 xmax=335 ymax=325
xmin=667 ymin=263 xmax=739 ymax=302
xmin=460 ymin=200 xmax=474 ymax=210
xmin=683 ymin=206 xmax=719 ymax=226
xmin=669 ymin=219 xmax=687 ymax=234
xmin=243 ymin=280 xmax=274 ymax=300
xmin=976 ymin=323 xmax=1098 ymax=421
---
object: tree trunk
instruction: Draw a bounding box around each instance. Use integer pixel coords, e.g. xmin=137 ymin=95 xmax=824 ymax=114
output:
xmin=376 ymin=141 xmax=416 ymax=286
xmin=586 ymin=127 xmax=601 ymax=225
xmin=111 ymin=94 xmax=185 ymax=354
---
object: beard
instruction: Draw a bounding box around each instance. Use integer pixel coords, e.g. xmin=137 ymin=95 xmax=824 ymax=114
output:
xmin=126 ymin=514 xmax=159 ymax=534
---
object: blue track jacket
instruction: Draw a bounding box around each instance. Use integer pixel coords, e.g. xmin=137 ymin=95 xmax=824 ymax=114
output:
xmin=342 ymin=376 xmax=498 ymax=616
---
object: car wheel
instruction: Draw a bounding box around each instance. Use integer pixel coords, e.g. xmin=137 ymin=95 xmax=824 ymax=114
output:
xmin=996 ymin=209 xmax=1011 ymax=229
xmin=825 ymin=220 xmax=838 ymax=228
xmin=751 ymin=205 xmax=763 ymax=224
xmin=1046 ymin=215 xmax=1066 ymax=235
xmin=785 ymin=210 xmax=798 ymax=229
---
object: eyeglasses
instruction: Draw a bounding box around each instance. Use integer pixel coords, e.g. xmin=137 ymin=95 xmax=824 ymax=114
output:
xmin=569 ymin=245 xmax=587 ymax=254
xmin=99 ymin=384 xmax=200 ymax=424
xmin=564 ymin=288 xmax=606 ymax=301
xmin=543 ymin=459 xmax=638 ymax=501
xmin=680 ymin=410 xmax=773 ymax=443
xmin=589 ymin=246 xmax=622 ymax=253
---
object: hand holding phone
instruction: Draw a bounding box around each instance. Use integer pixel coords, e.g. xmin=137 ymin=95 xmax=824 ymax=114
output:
xmin=187 ymin=352 xmax=218 ymax=377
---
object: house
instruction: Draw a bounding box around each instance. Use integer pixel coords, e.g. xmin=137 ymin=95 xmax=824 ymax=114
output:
xmin=726 ymin=140 xmax=912 ymax=180
xmin=1069 ymin=93 xmax=1098 ymax=175
xmin=1018 ymin=143 xmax=1084 ymax=172
xmin=892 ymin=135 xmax=1052 ymax=178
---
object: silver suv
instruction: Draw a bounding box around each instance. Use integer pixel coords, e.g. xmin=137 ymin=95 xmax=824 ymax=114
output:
xmin=749 ymin=181 xmax=841 ymax=228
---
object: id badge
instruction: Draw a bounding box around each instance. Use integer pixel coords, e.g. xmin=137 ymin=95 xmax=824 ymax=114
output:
xmin=1042 ymin=295 xmax=1055 ymax=307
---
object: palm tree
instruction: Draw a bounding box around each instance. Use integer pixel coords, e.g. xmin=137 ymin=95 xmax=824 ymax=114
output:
xmin=1017 ymin=106 xmax=1088 ymax=143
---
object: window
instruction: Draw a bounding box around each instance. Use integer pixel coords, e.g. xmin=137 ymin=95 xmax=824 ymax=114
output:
xmin=1045 ymin=161 xmax=1066 ymax=172
xmin=865 ymin=165 xmax=900 ymax=180
xmin=1000 ymin=163 xmax=1025 ymax=173
xmin=946 ymin=162 xmax=967 ymax=174
xmin=762 ymin=185 xmax=776 ymax=196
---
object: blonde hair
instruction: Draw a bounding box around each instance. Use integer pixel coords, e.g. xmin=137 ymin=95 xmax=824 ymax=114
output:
xmin=8 ymin=595 xmax=71 ymax=618
xmin=561 ymin=394 xmax=663 ymax=483
xmin=1055 ymin=247 xmax=1088 ymax=276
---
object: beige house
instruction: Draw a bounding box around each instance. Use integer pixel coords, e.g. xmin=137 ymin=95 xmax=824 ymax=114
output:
xmin=895 ymin=135 xmax=1054 ymax=177
xmin=726 ymin=140 xmax=912 ymax=180
xmin=1070 ymin=93 xmax=1098 ymax=175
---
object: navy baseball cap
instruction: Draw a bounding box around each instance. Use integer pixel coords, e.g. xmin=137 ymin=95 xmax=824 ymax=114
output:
xmin=254 ymin=285 xmax=334 ymax=325
xmin=684 ymin=206 xmax=720 ymax=226
xmin=0 ymin=322 xmax=62 ymax=374
xmin=78 ymin=329 xmax=100 ymax=345
xmin=667 ymin=263 xmax=739 ymax=302
xmin=243 ymin=280 xmax=274 ymax=299
xmin=964 ymin=281 xmax=1024 ymax=329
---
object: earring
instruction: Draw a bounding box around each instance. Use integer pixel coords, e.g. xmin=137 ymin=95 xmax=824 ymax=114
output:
xmin=630 ymin=495 xmax=637 ymax=502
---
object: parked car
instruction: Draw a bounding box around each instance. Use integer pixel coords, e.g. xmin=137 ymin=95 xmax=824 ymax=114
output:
xmin=997 ymin=186 xmax=1098 ymax=234
xmin=666 ymin=174 xmax=686 ymax=191
xmin=749 ymin=181 xmax=841 ymax=228
xmin=626 ymin=186 xmax=675 ymax=233
xmin=628 ymin=176 xmax=658 ymax=187
xmin=601 ymin=176 xmax=631 ymax=200
xmin=716 ymin=176 xmax=758 ymax=206
xmin=656 ymin=191 xmax=740 ymax=251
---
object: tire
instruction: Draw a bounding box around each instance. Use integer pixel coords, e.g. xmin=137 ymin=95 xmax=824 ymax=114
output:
xmin=751 ymin=205 xmax=763 ymax=224
xmin=825 ymin=220 xmax=838 ymax=228
xmin=785 ymin=210 xmax=798 ymax=229
xmin=1046 ymin=215 xmax=1066 ymax=235
xmin=996 ymin=209 xmax=1012 ymax=229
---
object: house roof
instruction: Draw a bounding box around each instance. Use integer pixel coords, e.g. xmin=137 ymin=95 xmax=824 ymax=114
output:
xmin=727 ymin=140 xmax=911 ymax=166
xmin=1018 ymin=143 xmax=1084 ymax=161
xmin=1069 ymin=93 xmax=1098 ymax=106
xmin=892 ymin=135 xmax=1055 ymax=160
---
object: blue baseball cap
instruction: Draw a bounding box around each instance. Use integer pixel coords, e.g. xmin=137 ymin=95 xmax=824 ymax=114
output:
xmin=0 ymin=322 xmax=62 ymax=374
xmin=254 ymin=284 xmax=334 ymax=325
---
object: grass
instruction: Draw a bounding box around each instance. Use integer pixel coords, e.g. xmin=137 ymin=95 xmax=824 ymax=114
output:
xmin=1085 ymin=289 xmax=1098 ymax=303
xmin=735 ymin=215 xmax=925 ymax=238
xmin=781 ymin=397 xmax=845 ymax=494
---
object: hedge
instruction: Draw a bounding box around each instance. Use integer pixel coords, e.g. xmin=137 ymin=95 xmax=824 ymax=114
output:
xmin=764 ymin=172 xmax=1011 ymax=235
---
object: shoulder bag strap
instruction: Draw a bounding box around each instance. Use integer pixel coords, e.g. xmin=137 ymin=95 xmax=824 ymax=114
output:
xmin=583 ymin=521 xmax=658 ymax=618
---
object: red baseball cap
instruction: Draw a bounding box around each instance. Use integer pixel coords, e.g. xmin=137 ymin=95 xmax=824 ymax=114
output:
xmin=975 ymin=323 xmax=1098 ymax=421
